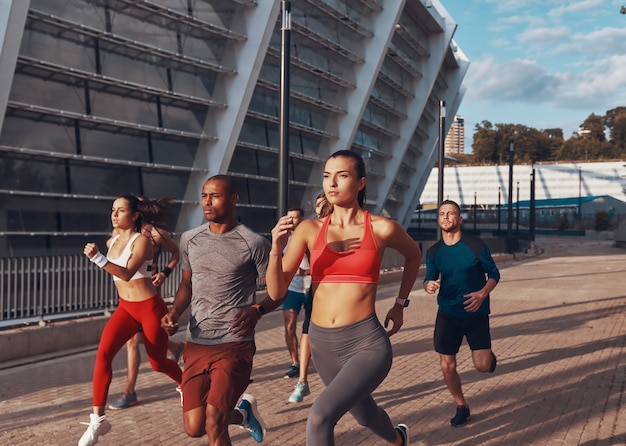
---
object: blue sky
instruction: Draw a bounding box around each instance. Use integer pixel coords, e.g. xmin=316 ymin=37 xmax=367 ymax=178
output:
xmin=442 ymin=0 xmax=626 ymax=153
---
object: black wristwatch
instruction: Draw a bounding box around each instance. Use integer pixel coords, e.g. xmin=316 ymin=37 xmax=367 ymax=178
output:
xmin=252 ymin=304 xmax=266 ymax=319
xmin=395 ymin=298 xmax=410 ymax=308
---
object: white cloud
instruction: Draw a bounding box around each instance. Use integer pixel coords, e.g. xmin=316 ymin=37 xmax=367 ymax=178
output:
xmin=553 ymin=26 xmax=626 ymax=58
xmin=491 ymin=38 xmax=510 ymax=48
xmin=518 ymin=25 xmax=570 ymax=47
xmin=547 ymin=0 xmax=606 ymax=17
xmin=465 ymin=57 xmax=558 ymax=103
xmin=560 ymin=53 xmax=626 ymax=106
xmin=488 ymin=14 xmax=545 ymax=33
xmin=481 ymin=0 xmax=548 ymax=14
xmin=464 ymin=53 xmax=626 ymax=110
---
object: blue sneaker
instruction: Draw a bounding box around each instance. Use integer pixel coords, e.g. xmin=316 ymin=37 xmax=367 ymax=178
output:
xmin=236 ymin=393 xmax=266 ymax=443
xmin=288 ymin=381 xmax=310 ymax=403
xmin=108 ymin=392 xmax=138 ymax=410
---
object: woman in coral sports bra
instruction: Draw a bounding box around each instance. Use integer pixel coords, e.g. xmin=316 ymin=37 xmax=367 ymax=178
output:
xmin=267 ymin=150 xmax=422 ymax=446
xmin=78 ymin=195 xmax=183 ymax=446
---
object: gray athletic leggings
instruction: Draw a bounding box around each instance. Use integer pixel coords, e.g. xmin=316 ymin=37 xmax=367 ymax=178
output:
xmin=306 ymin=315 xmax=396 ymax=445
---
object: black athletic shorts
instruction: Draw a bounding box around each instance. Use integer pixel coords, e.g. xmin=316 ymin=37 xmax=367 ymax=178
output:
xmin=433 ymin=310 xmax=491 ymax=355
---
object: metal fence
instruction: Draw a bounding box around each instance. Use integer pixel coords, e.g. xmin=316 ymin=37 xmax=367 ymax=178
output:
xmin=0 ymin=248 xmax=411 ymax=329
xmin=0 ymin=255 xmax=182 ymax=329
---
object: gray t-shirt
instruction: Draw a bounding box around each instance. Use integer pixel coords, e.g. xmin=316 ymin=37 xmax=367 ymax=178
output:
xmin=180 ymin=222 xmax=270 ymax=345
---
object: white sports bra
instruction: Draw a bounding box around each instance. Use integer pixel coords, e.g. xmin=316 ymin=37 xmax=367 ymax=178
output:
xmin=107 ymin=233 xmax=153 ymax=282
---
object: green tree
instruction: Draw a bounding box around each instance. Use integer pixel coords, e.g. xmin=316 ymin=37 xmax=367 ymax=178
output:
xmin=472 ymin=120 xmax=498 ymax=163
xmin=467 ymin=107 xmax=626 ymax=163
xmin=579 ymin=113 xmax=606 ymax=142
xmin=605 ymin=106 xmax=626 ymax=154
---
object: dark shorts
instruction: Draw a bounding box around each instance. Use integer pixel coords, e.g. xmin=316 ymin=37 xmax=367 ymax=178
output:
xmin=180 ymin=341 xmax=255 ymax=414
xmin=302 ymin=289 xmax=313 ymax=334
xmin=433 ymin=310 xmax=491 ymax=355
xmin=282 ymin=290 xmax=309 ymax=313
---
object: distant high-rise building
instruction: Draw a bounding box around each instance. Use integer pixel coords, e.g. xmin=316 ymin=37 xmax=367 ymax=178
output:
xmin=445 ymin=115 xmax=465 ymax=156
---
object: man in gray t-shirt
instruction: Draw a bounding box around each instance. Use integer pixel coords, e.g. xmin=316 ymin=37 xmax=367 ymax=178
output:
xmin=161 ymin=175 xmax=275 ymax=445
xmin=181 ymin=222 xmax=268 ymax=345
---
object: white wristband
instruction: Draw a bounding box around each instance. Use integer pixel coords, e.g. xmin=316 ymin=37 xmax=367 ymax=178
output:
xmin=89 ymin=252 xmax=108 ymax=268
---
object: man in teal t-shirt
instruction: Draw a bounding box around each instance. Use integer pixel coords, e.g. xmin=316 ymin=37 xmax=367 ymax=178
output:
xmin=424 ymin=200 xmax=500 ymax=427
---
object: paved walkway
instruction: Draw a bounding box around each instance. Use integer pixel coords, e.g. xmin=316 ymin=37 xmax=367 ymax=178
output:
xmin=1 ymin=237 xmax=625 ymax=445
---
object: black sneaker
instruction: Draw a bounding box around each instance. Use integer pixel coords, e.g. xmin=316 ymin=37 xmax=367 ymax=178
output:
xmin=489 ymin=352 xmax=497 ymax=373
xmin=450 ymin=405 xmax=470 ymax=427
xmin=394 ymin=424 xmax=410 ymax=446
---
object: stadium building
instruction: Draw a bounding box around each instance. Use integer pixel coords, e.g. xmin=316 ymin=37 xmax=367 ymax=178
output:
xmin=0 ymin=0 xmax=468 ymax=257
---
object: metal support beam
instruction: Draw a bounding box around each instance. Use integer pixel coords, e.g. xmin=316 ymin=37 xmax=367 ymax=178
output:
xmin=437 ymin=100 xmax=445 ymax=240
xmin=278 ymin=1 xmax=291 ymax=218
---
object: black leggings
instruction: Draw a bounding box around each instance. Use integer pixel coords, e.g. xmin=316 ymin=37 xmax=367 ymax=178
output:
xmin=306 ymin=315 xmax=396 ymax=445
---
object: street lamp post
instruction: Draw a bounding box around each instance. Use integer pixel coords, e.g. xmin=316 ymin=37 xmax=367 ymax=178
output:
xmin=278 ymin=1 xmax=291 ymax=218
xmin=473 ymin=191 xmax=477 ymax=233
xmin=437 ymin=100 xmax=446 ymax=241
xmin=516 ymin=181 xmax=520 ymax=235
xmin=578 ymin=166 xmax=582 ymax=222
xmin=507 ymin=139 xmax=514 ymax=252
xmin=417 ymin=201 xmax=421 ymax=231
xmin=497 ymin=187 xmax=501 ymax=236
xmin=530 ymin=164 xmax=536 ymax=242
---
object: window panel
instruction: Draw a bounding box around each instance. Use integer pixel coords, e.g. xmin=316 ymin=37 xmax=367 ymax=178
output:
xmin=69 ymin=164 xmax=141 ymax=196
xmin=0 ymin=154 xmax=67 ymax=193
xmin=151 ymin=139 xmax=197 ymax=167
xmin=290 ymin=157 xmax=314 ymax=183
xmin=257 ymin=151 xmax=278 ymax=178
xmin=247 ymin=178 xmax=277 ymax=207
xmin=142 ymin=171 xmax=190 ymax=199
xmin=80 ymin=129 xmax=149 ymax=162
xmin=235 ymin=207 xmax=275 ymax=235
xmin=231 ymin=147 xmax=260 ymax=176
xmin=0 ymin=117 xmax=76 ymax=154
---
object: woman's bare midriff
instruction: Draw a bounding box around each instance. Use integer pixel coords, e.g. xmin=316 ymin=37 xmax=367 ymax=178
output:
xmin=310 ymin=282 xmax=378 ymax=328
xmin=115 ymin=278 xmax=158 ymax=302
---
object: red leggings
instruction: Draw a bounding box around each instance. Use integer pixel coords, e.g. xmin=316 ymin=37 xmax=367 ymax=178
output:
xmin=92 ymin=295 xmax=182 ymax=407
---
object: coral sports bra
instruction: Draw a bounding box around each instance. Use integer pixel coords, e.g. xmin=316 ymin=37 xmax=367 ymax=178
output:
xmin=310 ymin=211 xmax=381 ymax=284
xmin=107 ymin=233 xmax=153 ymax=282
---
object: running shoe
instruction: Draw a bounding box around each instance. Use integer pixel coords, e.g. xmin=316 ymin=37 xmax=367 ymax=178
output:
xmin=176 ymin=386 xmax=183 ymax=407
xmin=236 ymin=393 xmax=266 ymax=443
xmin=395 ymin=424 xmax=410 ymax=446
xmin=283 ymin=363 xmax=299 ymax=379
xmin=78 ymin=413 xmax=111 ymax=446
xmin=489 ymin=352 xmax=498 ymax=373
xmin=288 ymin=381 xmax=310 ymax=403
xmin=450 ymin=405 xmax=470 ymax=427
xmin=108 ymin=392 xmax=137 ymax=410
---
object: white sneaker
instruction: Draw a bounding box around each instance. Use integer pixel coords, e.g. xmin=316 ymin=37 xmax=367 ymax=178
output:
xmin=78 ymin=413 xmax=111 ymax=446
xmin=176 ymin=386 xmax=183 ymax=407
xmin=395 ymin=424 xmax=409 ymax=446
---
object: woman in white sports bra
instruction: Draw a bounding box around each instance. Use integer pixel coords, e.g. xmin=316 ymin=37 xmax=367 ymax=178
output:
xmin=108 ymin=196 xmax=183 ymax=412
xmin=78 ymin=195 xmax=183 ymax=446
